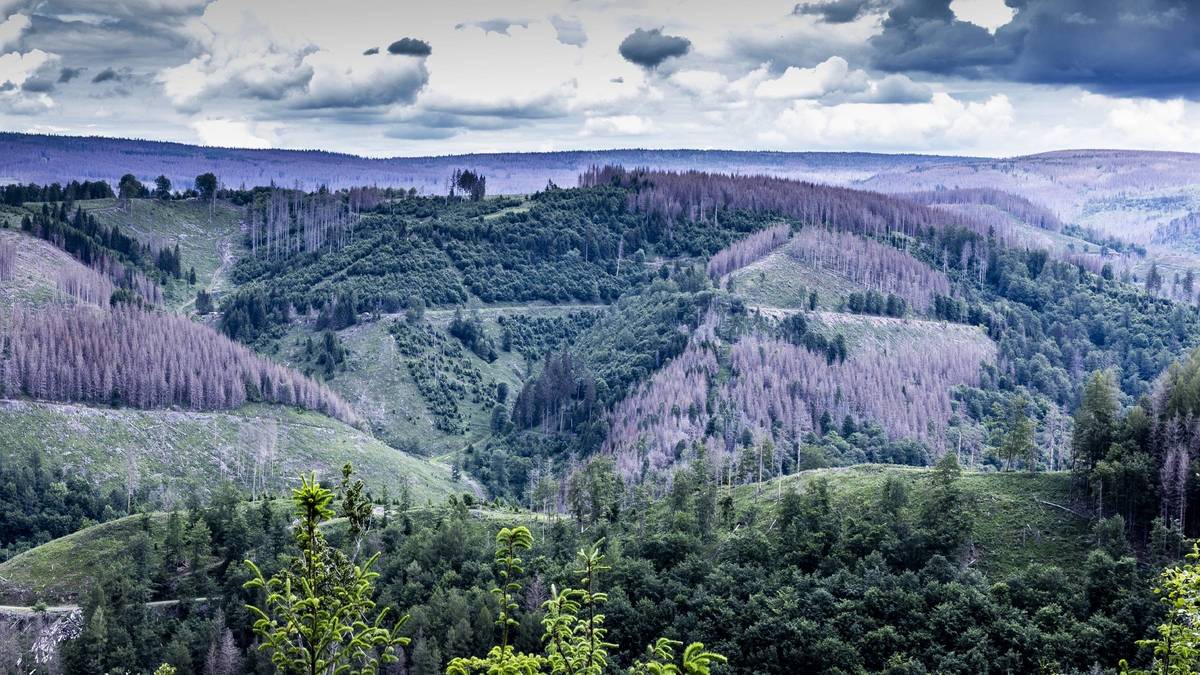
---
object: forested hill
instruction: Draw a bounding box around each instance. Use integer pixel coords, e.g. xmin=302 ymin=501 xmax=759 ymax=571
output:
xmin=9 ymin=158 xmax=1200 ymax=672
xmin=0 ymin=132 xmax=969 ymax=193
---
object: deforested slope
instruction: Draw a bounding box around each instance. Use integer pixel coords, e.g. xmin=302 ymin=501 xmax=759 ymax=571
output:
xmin=0 ymin=304 xmax=358 ymax=424
xmin=0 ymin=400 xmax=459 ymax=504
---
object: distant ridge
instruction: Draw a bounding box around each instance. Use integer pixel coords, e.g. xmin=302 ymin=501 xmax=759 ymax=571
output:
xmin=0 ymin=132 xmax=974 ymax=194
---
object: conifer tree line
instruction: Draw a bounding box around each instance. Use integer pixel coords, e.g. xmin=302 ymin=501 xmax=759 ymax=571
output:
xmin=19 ymin=199 xmax=166 ymax=305
xmin=578 ymin=166 xmax=1119 ymax=277
xmin=0 ymin=179 xmax=115 ymax=206
xmin=580 ymin=165 xmax=1003 ymax=242
xmin=0 ymin=304 xmax=358 ymax=424
xmin=784 ymin=227 xmax=951 ymax=312
xmin=705 ymin=222 xmax=791 ymax=280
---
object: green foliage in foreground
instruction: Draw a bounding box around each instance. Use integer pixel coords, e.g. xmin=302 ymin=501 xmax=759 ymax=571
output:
xmin=446 ymin=526 xmax=724 ymax=675
xmin=1123 ymin=543 xmax=1200 ymax=674
xmin=11 ymin=462 xmax=1185 ymax=674
xmin=244 ymin=473 xmax=408 ymax=673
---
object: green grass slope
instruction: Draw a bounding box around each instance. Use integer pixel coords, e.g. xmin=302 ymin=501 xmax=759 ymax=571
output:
xmin=736 ymin=465 xmax=1091 ymax=577
xmin=78 ymin=198 xmax=243 ymax=309
xmin=0 ymin=400 xmax=461 ymax=504
xmin=0 ymin=228 xmax=105 ymax=310
xmin=727 ymin=251 xmax=860 ymax=310
xmin=0 ymin=512 xmax=169 ymax=603
xmin=277 ymin=304 xmax=601 ymax=458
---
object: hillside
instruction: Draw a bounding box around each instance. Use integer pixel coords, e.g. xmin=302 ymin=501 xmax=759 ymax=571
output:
xmin=0 ymin=132 xmax=966 ymax=194
xmin=0 ymin=228 xmax=111 ymax=310
xmin=735 ymin=464 xmax=1090 ymax=577
xmin=0 ymin=400 xmax=461 ymax=503
xmin=0 ymin=465 xmax=1088 ymax=604
xmin=77 ymin=198 xmax=243 ymax=310
xmin=277 ymin=304 xmax=601 ymax=456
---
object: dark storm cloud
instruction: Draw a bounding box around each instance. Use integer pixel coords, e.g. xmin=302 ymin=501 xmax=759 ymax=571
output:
xmin=91 ymin=67 xmax=121 ymax=84
xmin=57 ymin=66 xmax=84 ymax=83
xmin=21 ymin=75 xmax=56 ymax=93
xmin=618 ymin=28 xmax=691 ymax=68
xmin=867 ymin=0 xmax=1200 ymax=99
xmin=24 ymin=14 xmax=194 ymax=68
xmin=793 ymin=0 xmax=887 ymax=23
xmin=387 ymin=37 xmax=432 ymax=57
xmin=363 ymin=47 xmax=380 ymax=55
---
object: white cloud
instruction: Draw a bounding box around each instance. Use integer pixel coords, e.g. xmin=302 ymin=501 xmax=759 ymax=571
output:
xmin=755 ymin=57 xmax=869 ymax=99
xmin=950 ymin=0 xmax=1016 ymax=34
xmin=581 ymin=114 xmax=654 ymax=136
xmin=191 ymin=118 xmax=273 ymax=148
xmin=1079 ymin=94 xmax=1200 ymax=149
xmin=0 ymin=47 xmax=57 ymax=112
xmin=669 ymin=69 xmax=727 ymax=97
xmin=299 ymin=49 xmax=427 ymax=109
xmin=158 ymin=2 xmax=314 ymax=109
xmin=0 ymin=12 xmax=30 ymax=51
xmin=766 ymin=93 xmax=1014 ymax=150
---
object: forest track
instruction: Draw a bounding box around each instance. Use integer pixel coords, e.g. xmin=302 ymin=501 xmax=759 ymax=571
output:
xmin=0 ymin=597 xmax=216 ymax=616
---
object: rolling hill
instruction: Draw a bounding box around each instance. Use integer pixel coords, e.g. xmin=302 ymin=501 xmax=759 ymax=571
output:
xmin=0 ymin=400 xmax=462 ymax=504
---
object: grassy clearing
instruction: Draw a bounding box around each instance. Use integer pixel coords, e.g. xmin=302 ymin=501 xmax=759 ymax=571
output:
xmin=275 ymin=304 xmax=603 ymax=458
xmin=78 ymin=198 xmax=243 ymax=310
xmin=0 ymin=512 xmax=169 ymax=603
xmin=728 ymin=251 xmax=861 ymax=310
xmin=0 ymin=399 xmax=461 ymax=505
xmin=734 ymin=465 xmax=1091 ymax=577
xmin=0 ymin=502 xmax=549 ymax=604
xmin=748 ymin=307 xmax=997 ymax=359
xmin=810 ymin=311 xmax=996 ymax=356
xmin=0 ymin=229 xmax=100 ymax=311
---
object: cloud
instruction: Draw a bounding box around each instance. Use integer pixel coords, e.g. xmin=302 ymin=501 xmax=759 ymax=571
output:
xmin=295 ymin=49 xmax=427 ymax=109
xmin=191 ymin=117 xmax=272 ymax=148
xmin=870 ymin=0 xmax=1200 ymax=100
xmin=950 ymin=0 xmax=1015 ymax=33
xmin=0 ymin=48 xmax=56 ymax=87
xmin=550 ymin=15 xmax=586 ymax=47
xmin=793 ymin=0 xmax=886 ymax=24
xmin=618 ymin=28 xmax=691 ymax=69
xmin=755 ymin=56 xmax=869 ymax=99
xmin=1078 ymin=94 xmax=1200 ymax=150
xmin=91 ymin=67 xmax=121 ymax=83
xmin=57 ymin=65 xmax=83 ymax=82
xmin=0 ymin=47 xmax=58 ymax=113
xmin=466 ymin=19 xmax=530 ymax=36
xmin=670 ymin=69 xmax=729 ymax=97
xmin=581 ymin=114 xmax=654 ymax=136
xmin=412 ymin=20 xmax=586 ymax=129
xmin=362 ymin=47 xmax=379 ymax=56
xmin=765 ymin=91 xmax=1014 ymax=150
xmin=859 ymin=73 xmax=932 ymax=103
xmin=157 ymin=1 xmax=430 ymax=111
xmin=157 ymin=2 xmax=316 ymax=109
xmin=387 ymin=37 xmax=432 ymax=57
xmin=20 ymin=72 xmax=54 ymax=92
xmin=0 ymin=11 xmax=30 ymax=50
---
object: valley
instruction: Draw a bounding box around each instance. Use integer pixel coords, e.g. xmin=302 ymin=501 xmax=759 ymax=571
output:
xmin=2 ymin=136 xmax=1200 ymax=674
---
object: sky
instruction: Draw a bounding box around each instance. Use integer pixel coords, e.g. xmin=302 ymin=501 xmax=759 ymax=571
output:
xmin=1 ymin=0 xmax=1199 ymax=158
